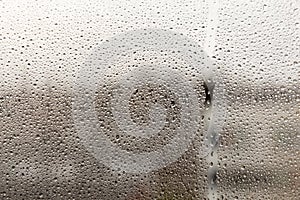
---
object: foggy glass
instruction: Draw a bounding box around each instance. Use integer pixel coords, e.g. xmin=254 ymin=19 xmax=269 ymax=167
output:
xmin=0 ymin=0 xmax=299 ymax=199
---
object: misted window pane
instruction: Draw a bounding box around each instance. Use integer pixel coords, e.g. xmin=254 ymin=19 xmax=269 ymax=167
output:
xmin=0 ymin=0 xmax=299 ymax=199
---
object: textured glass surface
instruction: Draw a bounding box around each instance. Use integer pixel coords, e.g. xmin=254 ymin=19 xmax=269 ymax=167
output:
xmin=0 ymin=0 xmax=299 ymax=199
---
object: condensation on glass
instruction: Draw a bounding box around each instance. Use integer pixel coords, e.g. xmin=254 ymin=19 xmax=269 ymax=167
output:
xmin=0 ymin=0 xmax=299 ymax=199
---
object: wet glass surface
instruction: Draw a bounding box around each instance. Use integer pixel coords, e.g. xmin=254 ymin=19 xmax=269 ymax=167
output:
xmin=0 ymin=0 xmax=299 ymax=199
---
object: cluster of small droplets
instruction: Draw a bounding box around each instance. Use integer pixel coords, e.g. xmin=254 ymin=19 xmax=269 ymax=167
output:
xmin=0 ymin=0 xmax=299 ymax=200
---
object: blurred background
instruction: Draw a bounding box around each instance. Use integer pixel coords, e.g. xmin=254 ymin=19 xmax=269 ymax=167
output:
xmin=0 ymin=0 xmax=299 ymax=199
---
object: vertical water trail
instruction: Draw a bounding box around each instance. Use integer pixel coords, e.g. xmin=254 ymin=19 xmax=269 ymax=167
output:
xmin=204 ymin=1 xmax=220 ymax=199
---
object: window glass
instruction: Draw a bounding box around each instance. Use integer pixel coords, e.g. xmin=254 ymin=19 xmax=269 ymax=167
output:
xmin=0 ymin=0 xmax=299 ymax=199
